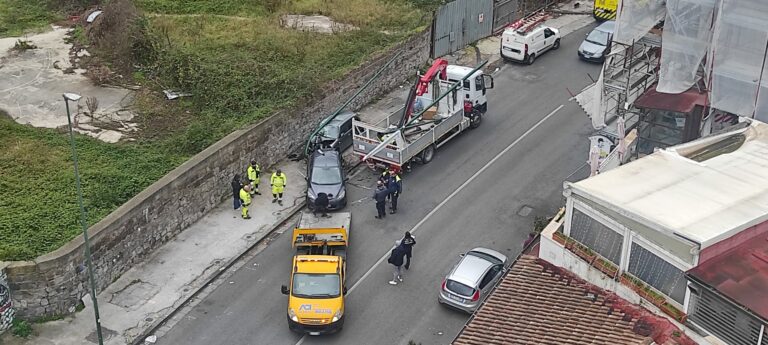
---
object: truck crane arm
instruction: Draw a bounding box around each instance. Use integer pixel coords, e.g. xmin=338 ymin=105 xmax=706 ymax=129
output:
xmin=397 ymin=58 xmax=449 ymax=128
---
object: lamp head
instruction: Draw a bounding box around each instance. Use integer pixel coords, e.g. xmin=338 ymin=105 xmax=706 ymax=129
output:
xmin=63 ymin=93 xmax=82 ymax=102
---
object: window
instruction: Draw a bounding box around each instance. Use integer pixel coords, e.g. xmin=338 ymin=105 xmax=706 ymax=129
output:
xmin=479 ymin=265 xmax=501 ymax=289
xmin=311 ymin=166 xmax=342 ymax=185
xmin=446 ymin=279 xmax=474 ymax=297
xmin=569 ymin=208 xmax=623 ymax=264
xmin=544 ymin=28 xmax=554 ymax=38
xmin=292 ymin=273 xmax=340 ymax=298
xmin=585 ymin=29 xmax=610 ymax=46
xmin=628 ymin=242 xmax=687 ymax=304
xmin=689 ymin=282 xmax=766 ymax=345
xmin=449 ymin=79 xmax=471 ymax=91
xmin=475 ymin=75 xmax=484 ymax=92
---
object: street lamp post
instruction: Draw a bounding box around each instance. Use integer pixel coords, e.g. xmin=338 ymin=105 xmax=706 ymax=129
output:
xmin=63 ymin=93 xmax=104 ymax=345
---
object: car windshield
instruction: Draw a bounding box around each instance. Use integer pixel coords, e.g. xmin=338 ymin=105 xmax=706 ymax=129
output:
xmin=292 ymin=273 xmax=341 ymax=298
xmin=586 ymin=30 xmax=609 ymax=46
xmin=320 ymin=125 xmax=340 ymax=139
xmin=468 ymin=251 xmax=502 ymax=265
xmin=446 ymin=279 xmax=475 ymax=297
xmin=311 ymin=166 xmax=342 ymax=185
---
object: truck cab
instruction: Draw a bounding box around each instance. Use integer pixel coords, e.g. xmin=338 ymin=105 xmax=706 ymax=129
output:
xmin=281 ymin=212 xmax=351 ymax=335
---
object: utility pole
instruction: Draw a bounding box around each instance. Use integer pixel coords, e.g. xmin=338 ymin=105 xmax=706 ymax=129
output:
xmin=63 ymin=93 xmax=104 ymax=345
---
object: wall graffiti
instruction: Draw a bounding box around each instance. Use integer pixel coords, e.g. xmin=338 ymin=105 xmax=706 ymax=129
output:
xmin=0 ymin=269 xmax=15 ymax=332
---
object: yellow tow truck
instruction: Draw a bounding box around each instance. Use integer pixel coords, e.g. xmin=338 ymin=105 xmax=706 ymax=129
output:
xmin=593 ymin=0 xmax=618 ymax=21
xmin=281 ymin=212 xmax=350 ymax=335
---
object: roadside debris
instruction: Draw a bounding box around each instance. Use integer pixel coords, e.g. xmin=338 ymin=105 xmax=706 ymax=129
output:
xmin=144 ymin=334 xmax=157 ymax=344
xmin=163 ymin=90 xmax=193 ymax=100
xmin=86 ymin=10 xmax=103 ymax=23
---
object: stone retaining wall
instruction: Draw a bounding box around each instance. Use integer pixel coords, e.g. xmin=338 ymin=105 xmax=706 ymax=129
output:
xmin=4 ymin=28 xmax=431 ymax=318
xmin=0 ymin=266 xmax=14 ymax=332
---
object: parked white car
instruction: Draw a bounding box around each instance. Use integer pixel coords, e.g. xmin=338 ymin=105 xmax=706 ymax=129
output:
xmin=501 ymin=25 xmax=561 ymax=65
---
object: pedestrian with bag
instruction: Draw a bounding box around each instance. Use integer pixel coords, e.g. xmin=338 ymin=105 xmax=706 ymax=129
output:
xmin=387 ymin=168 xmax=402 ymax=214
xmin=401 ymin=232 xmax=416 ymax=269
xmin=373 ymin=180 xmax=388 ymax=219
xmin=387 ymin=242 xmax=407 ymax=285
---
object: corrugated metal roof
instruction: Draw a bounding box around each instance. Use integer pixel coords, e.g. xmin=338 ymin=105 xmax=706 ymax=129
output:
xmin=688 ymin=229 xmax=768 ymax=321
xmin=568 ymin=120 xmax=768 ymax=248
xmin=634 ymin=83 xmax=708 ymax=114
xmin=452 ymin=256 xmax=695 ymax=345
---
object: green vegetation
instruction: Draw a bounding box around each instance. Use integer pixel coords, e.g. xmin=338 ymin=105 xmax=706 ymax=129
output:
xmin=11 ymin=319 xmax=33 ymax=338
xmin=0 ymin=0 xmax=60 ymax=37
xmin=0 ymin=0 xmax=431 ymax=261
xmin=0 ymin=114 xmax=188 ymax=260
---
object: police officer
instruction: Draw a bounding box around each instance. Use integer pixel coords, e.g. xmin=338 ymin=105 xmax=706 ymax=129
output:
xmin=373 ymin=180 xmax=388 ymax=219
xmin=240 ymin=184 xmax=252 ymax=219
xmin=247 ymin=160 xmax=261 ymax=196
xmin=271 ymin=169 xmax=287 ymax=205
xmin=387 ymin=169 xmax=402 ymax=214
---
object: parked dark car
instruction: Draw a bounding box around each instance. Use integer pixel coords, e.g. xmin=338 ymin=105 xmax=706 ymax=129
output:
xmin=307 ymin=150 xmax=347 ymax=210
xmin=310 ymin=111 xmax=359 ymax=152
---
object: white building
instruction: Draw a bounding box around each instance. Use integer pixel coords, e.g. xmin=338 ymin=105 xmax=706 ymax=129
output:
xmin=540 ymin=120 xmax=768 ymax=345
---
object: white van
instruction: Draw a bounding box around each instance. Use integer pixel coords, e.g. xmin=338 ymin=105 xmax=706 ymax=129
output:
xmin=500 ymin=26 xmax=561 ymax=64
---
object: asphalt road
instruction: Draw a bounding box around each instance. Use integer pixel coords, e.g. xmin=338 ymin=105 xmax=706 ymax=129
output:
xmin=157 ymin=24 xmax=600 ymax=345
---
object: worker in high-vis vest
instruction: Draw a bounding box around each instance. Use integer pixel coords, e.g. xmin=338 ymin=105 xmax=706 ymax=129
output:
xmin=271 ymin=169 xmax=287 ymax=205
xmin=247 ymin=160 xmax=261 ymax=196
xmin=240 ymin=184 xmax=252 ymax=219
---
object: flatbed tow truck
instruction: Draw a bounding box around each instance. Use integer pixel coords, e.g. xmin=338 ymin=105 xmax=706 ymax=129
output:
xmin=281 ymin=212 xmax=351 ymax=335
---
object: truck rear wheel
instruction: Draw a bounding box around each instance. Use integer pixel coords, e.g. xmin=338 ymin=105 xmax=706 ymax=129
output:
xmin=421 ymin=145 xmax=435 ymax=164
xmin=470 ymin=113 xmax=482 ymax=129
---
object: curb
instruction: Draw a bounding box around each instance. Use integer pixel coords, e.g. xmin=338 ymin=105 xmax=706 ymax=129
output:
xmin=131 ymin=200 xmax=307 ymax=345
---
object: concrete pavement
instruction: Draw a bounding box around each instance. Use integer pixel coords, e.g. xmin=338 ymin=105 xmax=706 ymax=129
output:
xmin=154 ymin=23 xmax=600 ymax=345
xmin=1 ymin=160 xmax=306 ymax=345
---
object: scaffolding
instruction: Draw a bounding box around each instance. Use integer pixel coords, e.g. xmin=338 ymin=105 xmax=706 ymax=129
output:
xmin=596 ymin=32 xmax=662 ymax=148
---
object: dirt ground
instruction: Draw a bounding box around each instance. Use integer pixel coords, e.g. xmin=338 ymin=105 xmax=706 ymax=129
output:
xmin=0 ymin=25 xmax=137 ymax=143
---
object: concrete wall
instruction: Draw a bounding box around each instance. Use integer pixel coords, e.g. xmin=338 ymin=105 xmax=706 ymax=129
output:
xmin=3 ymin=28 xmax=432 ymax=318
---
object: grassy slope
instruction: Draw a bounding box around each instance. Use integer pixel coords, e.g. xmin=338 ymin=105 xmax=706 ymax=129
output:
xmin=0 ymin=0 xmax=60 ymax=37
xmin=0 ymin=0 xmax=427 ymax=261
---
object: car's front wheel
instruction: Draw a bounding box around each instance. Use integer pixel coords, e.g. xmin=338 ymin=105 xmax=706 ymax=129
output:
xmin=553 ymin=39 xmax=561 ymax=50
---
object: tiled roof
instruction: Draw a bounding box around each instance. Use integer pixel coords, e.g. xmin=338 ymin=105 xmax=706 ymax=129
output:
xmin=688 ymin=230 xmax=768 ymax=321
xmin=452 ymin=256 xmax=695 ymax=345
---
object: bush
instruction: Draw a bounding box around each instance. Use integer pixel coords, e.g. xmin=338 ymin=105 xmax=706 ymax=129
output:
xmin=11 ymin=319 xmax=33 ymax=338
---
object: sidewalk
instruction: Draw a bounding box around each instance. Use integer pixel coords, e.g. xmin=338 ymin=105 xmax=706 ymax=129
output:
xmin=1 ymin=160 xmax=306 ymax=345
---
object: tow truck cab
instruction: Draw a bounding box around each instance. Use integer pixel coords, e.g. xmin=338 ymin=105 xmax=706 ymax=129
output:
xmin=418 ymin=65 xmax=494 ymax=114
xmin=281 ymin=212 xmax=350 ymax=335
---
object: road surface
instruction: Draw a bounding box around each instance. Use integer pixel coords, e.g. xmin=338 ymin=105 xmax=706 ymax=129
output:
xmin=157 ymin=24 xmax=601 ymax=345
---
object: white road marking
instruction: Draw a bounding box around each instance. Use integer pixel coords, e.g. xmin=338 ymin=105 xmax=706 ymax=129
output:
xmin=293 ymin=104 xmax=564 ymax=345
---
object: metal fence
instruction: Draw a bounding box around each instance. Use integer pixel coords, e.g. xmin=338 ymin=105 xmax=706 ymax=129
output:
xmin=431 ymin=0 xmax=561 ymax=57
xmin=432 ymin=0 xmax=494 ymax=57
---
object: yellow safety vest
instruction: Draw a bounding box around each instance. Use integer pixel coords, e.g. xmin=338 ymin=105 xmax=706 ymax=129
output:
xmin=239 ymin=188 xmax=251 ymax=205
xmin=248 ymin=164 xmax=260 ymax=182
xmin=271 ymin=173 xmax=286 ymax=188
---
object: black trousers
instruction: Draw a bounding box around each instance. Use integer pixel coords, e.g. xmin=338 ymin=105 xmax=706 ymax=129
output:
xmin=376 ymin=201 xmax=386 ymax=218
xmin=390 ymin=192 xmax=399 ymax=211
xmin=404 ymin=251 xmax=412 ymax=269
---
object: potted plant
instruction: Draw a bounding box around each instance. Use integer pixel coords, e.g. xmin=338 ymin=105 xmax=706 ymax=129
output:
xmin=593 ymin=258 xmax=618 ymax=278
xmin=571 ymin=243 xmax=596 ymax=264
xmin=660 ymin=302 xmax=687 ymax=323
xmin=552 ymin=231 xmax=567 ymax=245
